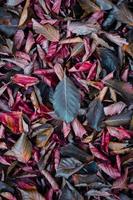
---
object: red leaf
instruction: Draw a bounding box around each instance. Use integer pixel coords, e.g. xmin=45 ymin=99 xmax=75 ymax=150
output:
xmin=52 ymin=0 xmax=62 ymax=14
xmin=32 ymin=19 xmax=60 ymax=42
xmin=116 ymin=154 xmax=121 ymax=172
xmin=89 ymin=143 xmax=108 ymax=161
xmin=112 ymin=168 xmax=128 ymax=189
xmin=98 ymin=162 xmax=121 ymax=179
xmin=14 ymin=30 xmax=25 ymax=50
xmin=62 ymin=122 xmax=71 ymax=138
xmin=107 ymin=127 xmax=131 ymax=140
xmin=71 ymin=118 xmax=86 ymax=138
xmin=101 ymin=131 xmax=110 ymax=153
xmin=104 ymin=101 xmax=126 ymax=116
xmin=69 ymin=61 xmax=93 ymax=72
xmin=0 ymin=111 xmax=23 ymax=134
xmin=12 ymin=74 xmax=39 ymax=88
xmin=46 ymin=42 xmax=57 ymax=60
xmin=25 ymin=31 xmax=35 ymax=53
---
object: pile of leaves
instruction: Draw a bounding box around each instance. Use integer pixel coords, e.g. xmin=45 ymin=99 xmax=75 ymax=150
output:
xmin=0 ymin=0 xmax=133 ymax=199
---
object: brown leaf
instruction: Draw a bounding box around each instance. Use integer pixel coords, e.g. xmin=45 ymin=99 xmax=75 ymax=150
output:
xmin=59 ymin=37 xmax=83 ymax=44
xmin=105 ymin=80 xmax=133 ymax=104
xmin=77 ymin=0 xmax=100 ymax=14
xmin=0 ymin=111 xmax=23 ymax=134
xmin=32 ymin=19 xmax=60 ymax=42
xmin=20 ymin=189 xmax=46 ymax=200
xmin=19 ymin=0 xmax=30 ymax=26
xmin=109 ymin=141 xmax=130 ymax=154
xmin=6 ymin=133 xmax=32 ymax=163
xmin=36 ymin=125 xmax=54 ymax=148
xmin=123 ymin=43 xmax=133 ymax=58
xmin=70 ymin=42 xmax=84 ymax=58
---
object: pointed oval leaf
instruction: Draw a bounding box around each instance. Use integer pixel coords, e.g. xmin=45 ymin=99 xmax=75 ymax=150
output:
xmin=53 ymin=75 xmax=80 ymax=123
xmin=56 ymin=157 xmax=83 ymax=179
xmin=20 ymin=189 xmax=46 ymax=200
xmin=98 ymin=48 xmax=119 ymax=73
xmin=7 ymin=133 xmax=32 ymax=163
xmin=104 ymin=110 xmax=133 ymax=126
xmin=59 ymin=182 xmax=84 ymax=200
xmin=32 ymin=19 xmax=59 ymax=42
xmin=87 ymin=99 xmax=104 ymax=131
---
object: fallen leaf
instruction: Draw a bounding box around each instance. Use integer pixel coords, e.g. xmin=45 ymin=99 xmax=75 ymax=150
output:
xmin=87 ymin=98 xmax=104 ymax=131
xmin=78 ymin=0 xmax=100 ymax=14
xmin=56 ymin=157 xmax=84 ymax=179
xmin=0 ymin=111 xmax=23 ymax=134
xmin=19 ymin=0 xmax=30 ymax=26
xmin=53 ymin=74 xmax=80 ymax=123
xmin=68 ymin=21 xmax=100 ymax=36
xmin=32 ymin=19 xmax=60 ymax=42
xmin=98 ymin=162 xmax=121 ymax=179
xmin=12 ymin=74 xmax=39 ymax=88
xmin=6 ymin=133 xmax=32 ymax=163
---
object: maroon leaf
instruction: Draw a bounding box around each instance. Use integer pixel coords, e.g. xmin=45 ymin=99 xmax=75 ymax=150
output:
xmin=89 ymin=143 xmax=108 ymax=161
xmin=69 ymin=61 xmax=93 ymax=72
xmin=71 ymin=118 xmax=86 ymax=138
xmin=98 ymin=162 xmax=121 ymax=179
xmin=107 ymin=127 xmax=131 ymax=140
xmin=32 ymin=19 xmax=60 ymax=42
xmin=12 ymin=74 xmax=39 ymax=88
xmin=52 ymin=0 xmax=62 ymax=14
xmin=112 ymin=168 xmax=128 ymax=190
xmin=0 ymin=111 xmax=23 ymax=134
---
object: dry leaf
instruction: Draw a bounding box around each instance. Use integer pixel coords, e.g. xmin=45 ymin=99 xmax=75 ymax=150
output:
xmin=19 ymin=0 xmax=30 ymax=26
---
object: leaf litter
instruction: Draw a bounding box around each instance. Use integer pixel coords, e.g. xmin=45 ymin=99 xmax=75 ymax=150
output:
xmin=0 ymin=0 xmax=133 ymax=199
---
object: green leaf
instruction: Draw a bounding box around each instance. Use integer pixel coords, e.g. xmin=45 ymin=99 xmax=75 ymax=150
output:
xmin=53 ymin=75 xmax=80 ymax=123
